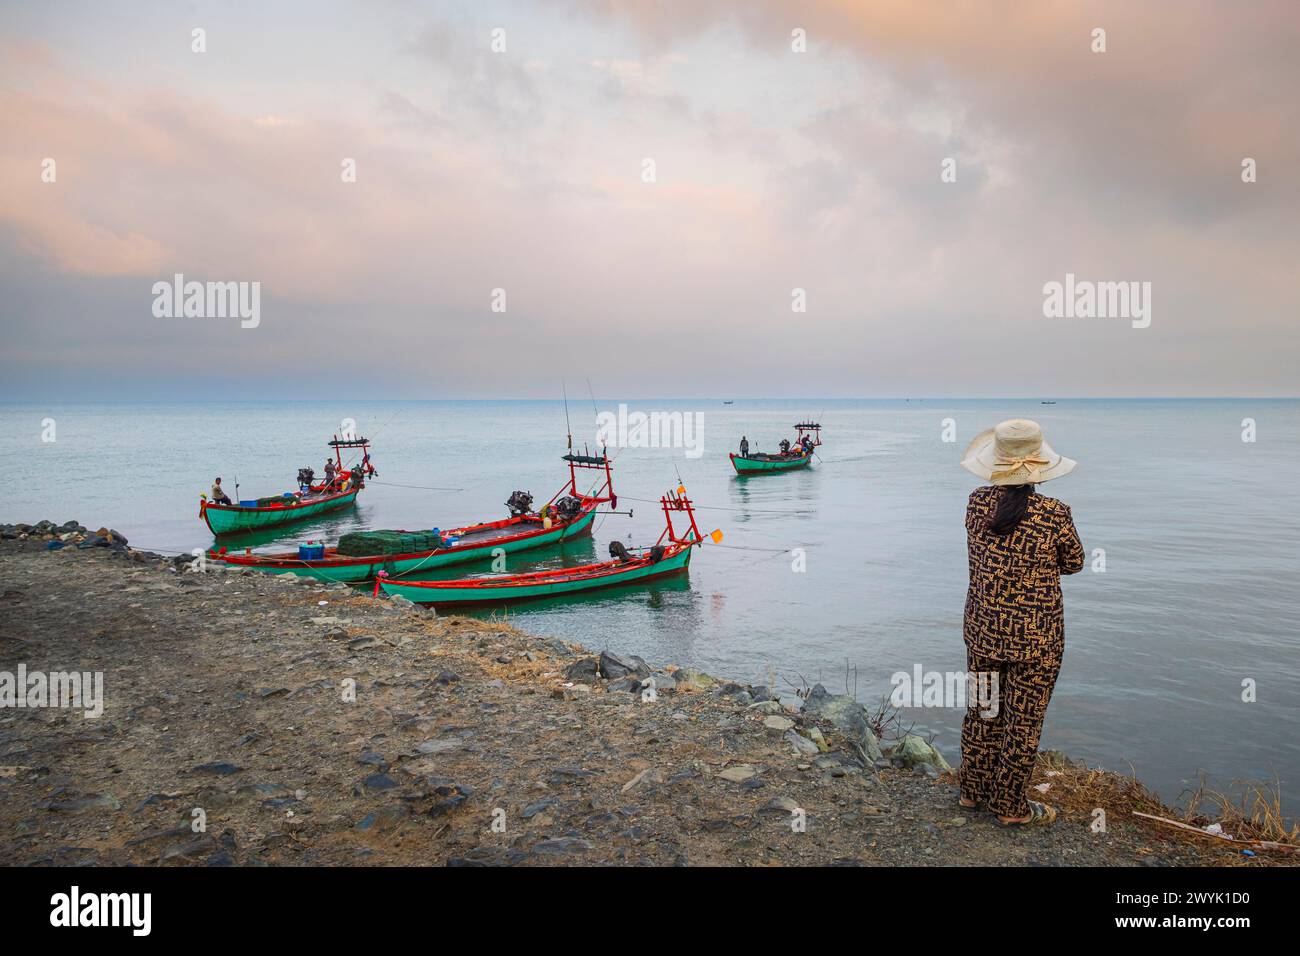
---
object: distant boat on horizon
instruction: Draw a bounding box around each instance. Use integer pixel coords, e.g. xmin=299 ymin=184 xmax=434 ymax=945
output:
xmin=723 ymin=400 xmax=734 ymax=404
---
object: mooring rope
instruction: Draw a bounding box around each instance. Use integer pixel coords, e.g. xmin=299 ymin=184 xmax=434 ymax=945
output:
xmin=618 ymin=494 xmax=816 ymax=516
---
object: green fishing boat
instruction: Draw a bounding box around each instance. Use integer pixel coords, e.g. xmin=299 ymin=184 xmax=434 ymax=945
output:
xmin=201 ymin=435 xmax=377 ymax=535
xmin=379 ymin=488 xmax=713 ymax=606
xmin=212 ymin=451 xmax=618 ymax=583
xmin=730 ymin=422 xmax=821 ymax=475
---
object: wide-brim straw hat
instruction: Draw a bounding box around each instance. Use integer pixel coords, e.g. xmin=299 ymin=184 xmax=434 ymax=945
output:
xmin=960 ymin=419 xmax=1076 ymax=486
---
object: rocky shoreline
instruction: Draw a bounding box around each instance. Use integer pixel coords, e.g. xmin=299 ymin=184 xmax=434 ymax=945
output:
xmin=0 ymin=523 xmax=1282 ymax=866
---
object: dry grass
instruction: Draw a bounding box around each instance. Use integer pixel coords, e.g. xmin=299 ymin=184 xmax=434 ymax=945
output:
xmin=1182 ymin=774 xmax=1299 ymax=845
xmin=1027 ymin=750 xmax=1298 ymax=860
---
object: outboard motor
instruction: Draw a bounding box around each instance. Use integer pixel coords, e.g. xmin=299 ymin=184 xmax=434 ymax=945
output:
xmin=554 ymin=496 xmax=584 ymax=521
xmin=648 ymin=545 xmax=666 ymax=563
xmin=609 ymin=540 xmax=632 ymax=563
xmin=505 ymin=490 xmax=534 ymax=517
xmin=350 ymin=464 xmax=365 ymax=486
xmin=779 ymin=439 xmax=790 ymax=455
xmin=297 ymin=467 xmax=315 ymax=489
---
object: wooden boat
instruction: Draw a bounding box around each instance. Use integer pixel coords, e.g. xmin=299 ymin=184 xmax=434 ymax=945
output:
xmin=729 ymin=422 xmax=821 ymax=475
xmin=211 ymin=451 xmax=618 ymax=583
xmin=201 ymin=435 xmax=377 ymax=535
xmin=379 ymin=488 xmax=712 ymax=606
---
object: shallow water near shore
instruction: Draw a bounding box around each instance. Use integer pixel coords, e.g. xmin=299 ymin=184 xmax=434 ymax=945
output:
xmin=3 ymin=398 xmax=1298 ymax=816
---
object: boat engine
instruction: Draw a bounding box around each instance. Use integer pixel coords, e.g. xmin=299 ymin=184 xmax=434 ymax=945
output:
xmin=505 ymin=490 xmax=534 ymax=516
xmin=553 ymin=496 xmax=584 ymax=521
xmin=350 ymin=465 xmax=365 ymax=486
xmin=297 ymin=467 xmax=315 ymax=488
xmin=648 ymin=545 xmax=666 ymax=563
xmin=609 ymin=540 xmax=632 ymax=563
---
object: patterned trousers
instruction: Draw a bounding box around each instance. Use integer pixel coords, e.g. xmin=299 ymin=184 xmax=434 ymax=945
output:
xmin=959 ymin=650 xmax=1060 ymax=818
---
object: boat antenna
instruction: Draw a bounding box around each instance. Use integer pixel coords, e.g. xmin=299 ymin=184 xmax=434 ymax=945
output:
xmin=586 ymin=378 xmax=600 ymax=445
xmin=562 ymin=380 xmax=572 ymax=450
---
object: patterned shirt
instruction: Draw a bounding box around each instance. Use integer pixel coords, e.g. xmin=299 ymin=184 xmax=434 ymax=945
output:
xmin=964 ymin=486 xmax=1085 ymax=664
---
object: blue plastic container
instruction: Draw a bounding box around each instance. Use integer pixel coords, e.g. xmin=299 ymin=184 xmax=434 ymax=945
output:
xmin=298 ymin=542 xmax=325 ymax=560
xmin=239 ymin=500 xmax=258 ymax=507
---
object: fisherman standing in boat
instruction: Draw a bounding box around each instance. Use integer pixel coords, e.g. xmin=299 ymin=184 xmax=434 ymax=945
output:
xmin=211 ymin=477 xmax=232 ymax=505
xmin=739 ymin=436 xmax=749 ymax=456
xmin=323 ymin=458 xmax=336 ymax=489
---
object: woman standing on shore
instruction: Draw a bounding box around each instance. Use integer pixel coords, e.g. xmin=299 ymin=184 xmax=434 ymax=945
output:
xmin=958 ymin=419 xmax=1084 ymax=826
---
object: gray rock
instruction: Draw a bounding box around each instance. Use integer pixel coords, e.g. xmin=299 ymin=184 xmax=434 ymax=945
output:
xmin=564 ymin=658 xmax=600 ymax=682
xmin=801 ymin=684 xmax=883 ymax=761
xmin=889 ymin=734 xmax=952 ymax=771
xmin=785 ymin=731 xmax=820 ymax=756
xmin=599 ymin=650 xmax=651 ymax=680
xmin=193 ymin=762 xmax=242 ymax=776
xmin=649 ymin=671 xmax=677 ymax=692
xmin=673 ymin=668 xmax=715 ymax=692
xmin=717 ymin=764 xmax=757 ymax=783
xmin=521 ymin=797 xmax=556 ymax=819
xmin=362 ymin=772 xmax=398 ymax=791
xmin=532 ymin=837 xmax=593 ymax=855
xmin=355 ymin=804 xmax=410 ymax=831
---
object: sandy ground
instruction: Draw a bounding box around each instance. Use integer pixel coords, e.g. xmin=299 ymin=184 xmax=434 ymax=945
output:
xmin=0 ymin=537 xmax=1283 ymax=867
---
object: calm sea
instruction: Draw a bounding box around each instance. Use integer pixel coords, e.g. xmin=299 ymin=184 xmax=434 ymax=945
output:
xmin=3 ymin=399 xmax=1298 ymax=815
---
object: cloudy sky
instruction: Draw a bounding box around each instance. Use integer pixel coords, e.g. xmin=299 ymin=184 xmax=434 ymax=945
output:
xmin=2 ymin=0 xmax=1297 ymax=399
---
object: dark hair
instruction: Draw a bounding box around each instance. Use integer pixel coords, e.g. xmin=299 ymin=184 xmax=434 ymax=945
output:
xmin=986 ymin=483 xmax=1034 ymax=535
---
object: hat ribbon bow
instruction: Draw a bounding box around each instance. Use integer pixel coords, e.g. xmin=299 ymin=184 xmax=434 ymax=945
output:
xmin=990 ymin=454 xmax=1051 ymax=482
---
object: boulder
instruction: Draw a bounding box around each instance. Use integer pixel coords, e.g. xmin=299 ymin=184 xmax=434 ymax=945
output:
xmin=564 ymin=658 xmax=600 ymax=682
xmin=801 ymin=684 xmax=883 ymax=761
xmin=672 ymin=668 xmax=715 ymax=692
xmin=599 ymin=650 xmax=650 ymax=680
xmin=888 ymin=734 xmax=952 ymax=771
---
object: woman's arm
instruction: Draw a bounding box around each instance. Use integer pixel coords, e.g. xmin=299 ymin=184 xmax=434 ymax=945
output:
xmin=1057 ymin=506 xmax=1085 ymax=574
